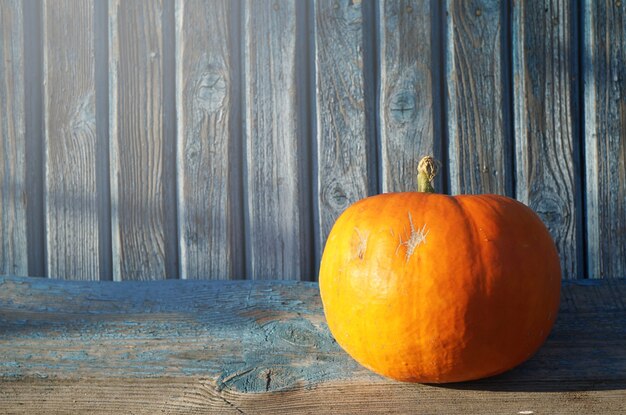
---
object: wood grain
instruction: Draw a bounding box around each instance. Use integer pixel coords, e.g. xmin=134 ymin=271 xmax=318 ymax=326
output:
xmin=23 ymin=0 xmax=45 ymax=278
xmin=94 ymin=0 xmax=112 ymax=281
xmin=244 ymin=0 xmax=310 ymax=280
xmin=0 ymin=0 xmax=27 ymax=277
xmin=314 ymin=0 xmax=374 ymax=263
xmin=1 ymin=378 xmax=624 ymax=415
xmin=176 ymin=0 xmax=242 ymax=280
xmin=1 ymin=1 xmax=626 ymax=282
xmin=584 ymin=0 xmax=626 ymax=279
xmin=378 ymin=0 xmax=440 ymax=193
xmin=0 ymin=275 xmax=625 ymax=414
xmin=445 ymin=0 xmax=512 ymax=196
xmin=513 ymin=0 xmax=582 ymax=279
xmin=109 ymin=0 xmax=174 ymax=280
xmin=43 ymin=0 xmax=99 ymax=280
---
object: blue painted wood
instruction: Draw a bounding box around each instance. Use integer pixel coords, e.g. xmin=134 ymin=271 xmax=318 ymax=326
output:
xmin=243 ymin=0 xmax=311 ymax=280
xmin=378 ymin=0 xmax=442 ymax=193
xmin=0 ymin=1 xmax=27 ymax=277
xmin=1 ymin=275 xmax=626 ymax=412
xmin=445 ymin=0 xmax=513 ymax=196
xmin=0 ymin=275 xmax=370 ymax=387
xmin=175 ymin=0 xmax=243 ymax=280
xmin=1 ymin=1 xmax=626 ymax=282
xmin=109 ymin=0 xmax=177 ymax=280
xmin=43 ymin=0 xmax=99 ymax=280
xmin=512 ymin=0 xmax=583 ymax=280
xmin=583 ymin=0 xmax=626 ymax=279
xmin=313 ymin=0 xmax=376 ymax=273
xmin=1 ymin=274 xmax=626 ymax=388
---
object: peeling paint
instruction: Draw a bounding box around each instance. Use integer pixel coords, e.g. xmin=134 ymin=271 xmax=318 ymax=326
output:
xmin=0 ymin=275 xmax=373 ymax=391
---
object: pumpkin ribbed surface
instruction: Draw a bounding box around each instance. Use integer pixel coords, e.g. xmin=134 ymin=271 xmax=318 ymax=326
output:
xmin=319 ymin=192 xmax=561 ymax=383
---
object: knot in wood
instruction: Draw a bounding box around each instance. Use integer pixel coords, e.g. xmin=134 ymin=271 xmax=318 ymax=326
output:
xmin=389 ymin=91 xmax=416 ymax=123
xmin=195 ymin=70 xmax=227 ymax=113
xmin=323 ymin=180 xmax=350 ymax=211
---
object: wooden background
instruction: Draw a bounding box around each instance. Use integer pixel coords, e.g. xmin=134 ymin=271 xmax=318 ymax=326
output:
xmin=0 ymin=0 xmax=624 ymax=282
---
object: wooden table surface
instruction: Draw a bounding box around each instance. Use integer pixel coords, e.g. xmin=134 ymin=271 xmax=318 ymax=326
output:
xmin=0 ymin=275 xmax=625 ymax=414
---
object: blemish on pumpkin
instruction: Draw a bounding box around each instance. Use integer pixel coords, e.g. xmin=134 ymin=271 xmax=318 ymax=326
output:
xmin=478 ymin=227 xmax=490 ymax=242
xmin=397 ymin=212 xmax=429 ymax=261
xmin=352 ymin=228 xmax=369 ymax=260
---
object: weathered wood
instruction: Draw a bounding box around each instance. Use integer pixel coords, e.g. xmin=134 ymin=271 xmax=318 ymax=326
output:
xmin=0 ymin=275 xmax=625 ymax=414
xmin=378 ymin=0 xmax=440 ymax=193
xmin=584 ymin=0 xmax=626 ymax=279
xmin=23 ymin=0 xmax=45 ymax=278
xmin=43 ymin=0 xmax=99 ymax=280
xmin=94 ymin=0 xmax=112 ymax=281
xmin=0 ymin=1 xmax=27 ymax=277
xmin=1 ymin=378 xmax=625 ymax=415
xmin=314 ymin=0 xmax=375 ymax=265
xmin=109 ymin=0 xmax=175 ymax=280
xmin=176 ymin=0 xmax=242 ymax=280
xmin=513 ymin=0 xmax=582 ymax=279
xmin=445 ymin=0 xmax=512 ymax=196
xmin=244 ymin=0 xmax=310 ymax=280
xmin=2 ymin=1 xmax=626 ymax=283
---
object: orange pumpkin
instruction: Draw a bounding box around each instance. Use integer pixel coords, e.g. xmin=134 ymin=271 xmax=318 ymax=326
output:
xmin=319 ymin=156 xmax=561 ymax=383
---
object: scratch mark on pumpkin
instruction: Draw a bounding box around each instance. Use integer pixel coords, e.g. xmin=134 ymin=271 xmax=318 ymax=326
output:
xmin=397 ymin=212 xmax=429 ymax=262
xmin=353 ymin=228 xmax=368 ymax=260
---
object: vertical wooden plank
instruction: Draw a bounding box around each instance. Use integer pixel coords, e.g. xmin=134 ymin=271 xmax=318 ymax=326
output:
xmin=244 ymin=0 xmax=310 ymax=280
xmin=176 ymin=0 xmax=242 ymax=280
xmin=584 ymin=0 xmax=626 ymax=278
xmin=0 ymin=1 xmax=27 ymax=276
xmin=378 ymin=0 xmax=440 ymax=192
xmin=445 ymin=0 xmax=512 ymax=195
xmin=23 ymin=0 xmax=45 ymax=278
xmin=43 ymin=0 xmax=99 ymax=280
xmin=109 ymin=0 xmax=171 ymax=280
xmin=513 ymin=0 xmax=582 ymax=279
xmin=162 ymin=0 xmax=178 ymax=281
xmin=314 ymin=0 xmax=374 ymax=260
xmin=94 ymin=0 xmax=113 ymax=281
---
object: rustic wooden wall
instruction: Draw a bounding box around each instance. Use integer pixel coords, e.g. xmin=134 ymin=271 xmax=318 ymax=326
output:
xmin=0 ymin=0 xmax=624 ymax=281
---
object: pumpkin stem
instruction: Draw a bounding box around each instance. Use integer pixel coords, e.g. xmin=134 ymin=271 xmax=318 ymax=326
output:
xmin=417 ymin=156 xmax=439 ymax=193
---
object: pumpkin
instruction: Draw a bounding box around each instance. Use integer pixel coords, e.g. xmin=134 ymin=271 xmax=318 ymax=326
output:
xmin=319 ymin=156 xmax=561 ymax=383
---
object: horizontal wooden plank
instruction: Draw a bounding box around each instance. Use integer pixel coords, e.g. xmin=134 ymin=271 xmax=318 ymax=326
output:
xmin=0 ymin=275 xmax=625 ymax=413
xmin=1 ymin=377 xmax=625 ymax=415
